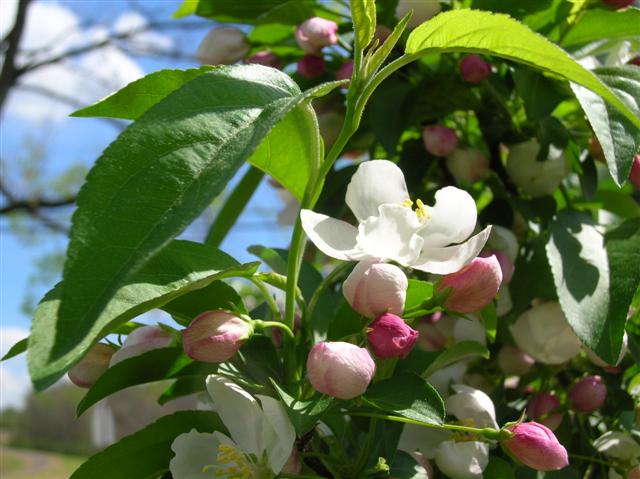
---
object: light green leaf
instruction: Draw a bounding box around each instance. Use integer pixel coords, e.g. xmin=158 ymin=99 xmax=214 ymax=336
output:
xmin=70 ymin=410 xmax=225 ymax=479
xmin=404 ymin=9 xmax=640 ymax=128
xmin=172 ymin=0 xmax=198 ymax=18
xmin=571 ymin=66 xmax=640 ymax=186
xmin=272 ymin=381 xmax=333 ymax=435
xmin=422 ymin=341 xmax=490 ymax=379
xmin=28 ymin=240 xmax=258 ymax=391
xmin=364 ymin=12 xmax=411 ymax=80
xmin=351 ymin=0 xmax=376 ymax=52
xmin=363 ymin=373 xmax=445 ymax=425
xmin=546 ymin=212 xmax=640 ymax=364
xmin=561 ymin=8 xmax=640 ymax=48
xmin=404 ymin=279 xmax=435 ymax=311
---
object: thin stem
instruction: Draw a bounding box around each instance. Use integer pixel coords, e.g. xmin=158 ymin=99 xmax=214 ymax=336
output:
xmin=250 ymin=278 xmax=282 ymax=323
xmin=354 ymin=418 xmax=378 ymax=473
xmin=256 ymin=321 xmax=295 ymax=339
xmin=305 ymin=261 xmax=352 ymax=321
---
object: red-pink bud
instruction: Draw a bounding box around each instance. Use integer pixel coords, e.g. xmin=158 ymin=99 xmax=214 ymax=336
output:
xmin=630 ymin=155 xmax=640 ymax=189
xmin=460 ymin=54 xmax=491 ymax=83
xmin=422 ymin=125 xmax=459 ymax=157
xmin=246 ymin=50 xmax=282 ymax=69
xmin=295 ymin=17 xmax=338 ymax=53
xmin=484 ymin=250 xmax=515 ymax=284
xmin=446 ymin=148 xmax=490 ymax=183
xmin=528 ymin=393 xmax=563 ymax=431
xmin=630 ymin=56 xmax=640 ymax=66
xmin=110 ymin=325 xmax=173 ymax=366
xmin=307 ymin=342 xmax=375 ymax=399
xmin=629 ymin=465 xmax=640 ymax=479
xmin=498 ymin=345 xmax=534 ymax=376
xmin=336 ymin=60 xmax=354 ymax=83
xmin=437 ymin=255 xmax=503 ymax=313
xmin=343 ymin=261 xmax=408 ymax=318
xmin=68 ymin=343 xmax=116 ymax=388
xmin=503 ymin=422 xmax=569 ymax=471
xmin=569 ymin=375 xmax=607 ymax=413
xmin=603 ymin=0 xmax=635 ymax=9
xmin=297 ymin=54 xmax=325 ymax=78
xmin=367 ymin=313 xmax=419 ymax=359
xmin=182 ymin=311 xmax=253 ymax=363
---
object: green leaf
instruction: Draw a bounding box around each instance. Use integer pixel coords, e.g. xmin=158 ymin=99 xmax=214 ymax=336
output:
xmin=546 ymin=212 xmax=640 ymax=364
xmin=172 ymin=0 xmax=198 ymax=18
xmin=480 ymin=303 xmax=497 ymax=343
xmin=159 ymin=376 xmax=206 ymax=405
xmin=195 ymin=0 xmax=333 ymax=25
xmin=249 ymin=24 xmax=294 ymax=44
xmin=404 ymin=279 xmax=435 ymax=311
xmin=234 ymin=335 xmax=284 ymax=384
xmin=28 ymin=240 xmax=256 ymax=391
xmin=364 ymin=12 xmax=411 ymax=80
xmin=560 ymin=8 xmax=640 ymax=48
xmin=512 ymin=67 xmax=569 ymax=121
xmin=272 ymin=381 xmax=333 ymax=435
xmin=389 ymin=451 xmax=432 ymax=479
xmin=484 ymin=457 xmax=516 ymax=479
xmin=363 ymin=373 xmax=445 ymax=425
xmin=571 ymin=66 xmax=640 ymax=186
xmin=422 ymin=341 xmax=490 ymax=379
xmin=351 ymin=0 xmax=376 ymax=52
xmin=71 ymin=67 xmax=213 ymax=120
xmin=76 ymin=347 xmax=217 ymax=416
xmin=1 ymin=337 xmax=28 ymax=361
xmin=70 ymin=410 xmax=224 ymax=479
xmin=368 ymin=78 xmax=414 ymax=156
xmin=404 ymin=10 xmax=640 ymax=128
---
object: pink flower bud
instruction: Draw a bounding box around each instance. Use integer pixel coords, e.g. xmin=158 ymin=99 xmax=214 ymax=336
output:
xmin=68 ymin=343 xmax=116 ymax=388
xmin=483 ymin=250 xmax=515 ymax=284
xmin=182 ymin=311 xmax=253 ymax=363
xmin=110 ymin=325 xmax=173 ymax=366
xmin=437 ymin=255 xmax=503 ymax=313
xmin=630 ymin=154 xmax=640 ymax=189
xmin=297 ymin=54 xmax=326 ymax=78
xmin=630 ymin=56 xmax=640 ymax=66
xmin=422 ymin=125 xmax=459 ymax=157
xmin=503 ymin=422 xmax=569 ymax=471
xmin=528 ymin=393 xmax=563 ymax=431
xmin=295 ymin=17 xmax=338 ymax=53
xmin=498 ymin=345 xmax=535 ymax=376
xmin=343 ymin=261 xmax=408 ymax=318
xmin=569 ymin=375 xmax=607 ymax=413
xmin=367 ymin=313 xmax=419 ymax=359
xmin=336 ymin=60 xmax=354 ymax=83
xmin=196 ymin=27 xmax=250 ymax=65
xmin=246 ymin=50 xmax=282 ymax=69
xmin=446 ymin=148 xmax=490 ymax=183
xmin=307 ymin=342 xmax=375 ymax=399
xmin=603 ymin=0 xmax=635 ymax=9
xmin=460 ymin=54 xmax=491 ymax=83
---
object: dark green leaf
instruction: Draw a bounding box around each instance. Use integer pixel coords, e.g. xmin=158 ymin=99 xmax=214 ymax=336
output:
xmin=512 ymin=67 xmax=568 ymax=121
xmin=159 ymin=376 xmax=207 ymax=405
xmin=484 ymin=457 xmax=515 ymax=479
xmin=248 ymin=245 xmax=288 ymax=274
xmin=389 ymin=451 xmax=432 ymax=479
xmin=195 ymin=0 xmax=334 ymax=24
xmin=368 ymin=78 xmax=414 ymax=156
xmin=272 ymin=381 xmax=333 ymax=435
xmin=421 ymin=340 xmax=490 ymax=378
xmin=236 ymin=335 xmax=283 ymax=384
xmin=571 ymin=66 xmax=640 ymax=186
xmin=28 ymin=240 xmax=255 ymax=391
xmin=70 ymin=410 xmax=224 ymax=479
xmin=363 ymin=373 xmax=445 ymax=425
xmin=561 ymin=8 xmax=640 ymax=48
xmin=1 ymin=337 xmax=28 ymax=361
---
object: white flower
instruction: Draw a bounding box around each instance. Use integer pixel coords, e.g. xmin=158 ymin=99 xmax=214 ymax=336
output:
xmin=301 ymin=160 xmax=491 ymax=275
xmin=594 ymin=431 xmax=640 ymax=462
xmin=434 ymin=440 xmax=489 ymax=479
xmin=170 ymin=375 xmax=295 ymax=479
xmin=445 ymin=384 xmax=498 ymax=429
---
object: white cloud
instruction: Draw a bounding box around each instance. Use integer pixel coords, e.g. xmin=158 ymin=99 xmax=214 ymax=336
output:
xmin=0 ymin=326 xmax=30 ymax=410
xmin=0 ymin=326 xmax=28 ymax=357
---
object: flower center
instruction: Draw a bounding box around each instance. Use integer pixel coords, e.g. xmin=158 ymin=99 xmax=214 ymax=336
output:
xmin=401 ymin=198 xmax=430 ymax=222
xmin=203 ymin=443 xmax=254 ymax=479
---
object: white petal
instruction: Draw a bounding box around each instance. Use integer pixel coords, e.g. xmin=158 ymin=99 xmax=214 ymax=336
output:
xmin=257 ymin=395 xmax=296 ymax=473
xmin=357 ymin=204 xmax=424 ymax=265
xmin=170 ymin=430 xmax=221 ymax=479
xmin=452 ymin=317 xmax=486 ymax=346
xmin=434 ymin=441 xmax=489 ymax=479
xmin=206 ymin=375 xmax=265 ymax=457
xmin=412 ymin=226 xmax=492 ymax=274
xmin=398 ymin=424 xmax=452 ymax=459
xmin=300 ymin=209 xmax=370 ymax=261
xmin=446 ymin=385 xmax=498 ymax=429
xmin=420 ymin=187 xmax=477 ymax=248
xmin=346 ymin=160 xmax=410 ymax=222
xmin=426 ymin=363 xmax=468 ymax=398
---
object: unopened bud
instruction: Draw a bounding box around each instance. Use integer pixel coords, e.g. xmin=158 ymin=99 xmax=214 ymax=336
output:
xmin=343 ymin=261 xmax=407 ymax=318
xmin=485 ymin=250 xmax=514 ymax=284
xmin=569 ymin=375 xmax=607 ymax=413
xmin=68 ymin=343 xmax=116 ymax=388
xmin=182 ymin=311 xmax=253 ymax=363
xmin=422 ymin=125 xmax=458 ymax=157
xmin=246 ymin=50 xmax=282 ymax=69
xmin=630 ymin=154 xmax=640 ymax=189
xmin=446 ymin=148 xmax=490 ymax=183
xmin=502 ymin=422 xmax=569 ymax=471
xmin=460 ymin=54 xmax=491 ymax=83
xmin=336 ymin=60 xmax=354 ymax=83
xmin=196 ymin=27 xmax=249 ymax=65
xmin=437 ymin=255 xmax=502 ymax=313
xmin=603 ymin=0 xmax=635 ymax=9
xmin=110 ymin=325 xmax=173 ymax=366
xmin=367 ymin=313 xmax=418 ymax=359
xmin=396 ymin=0 xmax=441 ymax=28
xmin=295 ymin=17 xmax=338 ymax=53
xmin=506 ymin=140 xmax=569 ymax=197
xmin=307 ymin=341 xmax=375 ymax=399
xmin=297 ymin=54 xmax=326 ymax=78
xmin=511 ymin=302 xmax=582 ymax=365
xmin=630 ymin=56 xmax=640 ymax=66
xmin=498 ymin=345 xmax=534 ymax=376
xmin=528 ymin=393 xmax=563 ymax=431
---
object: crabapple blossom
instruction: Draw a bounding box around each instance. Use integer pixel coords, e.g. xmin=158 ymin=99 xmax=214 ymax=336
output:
xmin=569 ymin=375 xmax=607 ymax=413
xmin=367 ymin=313 xmax=418 ymax=359
xmin=435 ymin=441 xmax=489 ymax=479
xmin=110 ymin=325 xmax=173 ymax=366
xmin=68 ymin=343 xmax=116 ymax=388
xmin=182 ymin=311 xmax=253 ymax=363
xmin=445 ymin=148 xmax=490 ymax=184
xmin=437 ymin=255 xmax=502 ymax=313
xmin=445 ymin=384 xmax=498 ymax=429
xmin=460 ymin=55 xmax=491 ymax=83
xmin=502 ymin=422 xmax=569 ymax=471
xmin=422 ymin=125 xmax=458 ymax=157
xmin=295 ymin=17 xmax=338 ymax=53
xmin=196 ymin=27 xmax=249 ymax=65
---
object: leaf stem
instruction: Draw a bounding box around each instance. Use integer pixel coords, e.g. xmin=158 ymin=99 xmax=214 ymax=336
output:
xmin=249 ymin=278 xmax=282 ymax=323
xmin=254 ymin=320 xmax=295 ymax=339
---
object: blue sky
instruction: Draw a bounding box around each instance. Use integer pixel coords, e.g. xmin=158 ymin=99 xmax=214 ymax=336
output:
xmin=0 ymin=0 xmax=293 ymax=408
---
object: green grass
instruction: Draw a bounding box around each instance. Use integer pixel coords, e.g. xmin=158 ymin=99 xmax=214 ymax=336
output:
xmin=0 ymin=447 xmax=86 ymax=479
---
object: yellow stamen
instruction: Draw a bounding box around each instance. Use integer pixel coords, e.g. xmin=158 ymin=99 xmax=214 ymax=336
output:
xmin=415 ymin=199 xmax=430 ymax=221
xmin=202 ymin=443 xmax=254 ymax=479
xmin=401 ymin=198 xmax=413 ymax=207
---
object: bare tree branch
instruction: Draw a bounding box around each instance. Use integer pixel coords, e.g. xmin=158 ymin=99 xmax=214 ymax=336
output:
xmin=0 ymin=0 xmax=32 ymax=115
